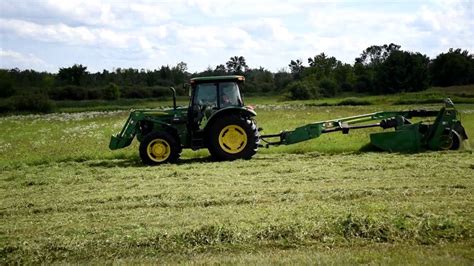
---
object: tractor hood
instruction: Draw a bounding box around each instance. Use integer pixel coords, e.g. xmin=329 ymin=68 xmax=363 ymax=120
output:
xmin=131 ymin=106 xmax=188 ymax=118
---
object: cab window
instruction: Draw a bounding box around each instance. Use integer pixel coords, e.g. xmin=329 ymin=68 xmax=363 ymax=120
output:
xmin=195 ymin=83 xmax=217 ymax=108
xmin=219 ymin=82 xmax=243 ymax=107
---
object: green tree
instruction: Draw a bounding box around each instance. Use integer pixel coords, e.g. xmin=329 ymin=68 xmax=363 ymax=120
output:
xmin=430 ymin=48 xmax=474 ymax=86
xmin=171 ymin=62 xmax=188 ymax=84
xmin=286 ymin=80 xmax=318 ymax=100
xmin=319 ymin=78 xmax=337 ymax=97
xmin=0 ymin=70 xmax=15 ymax=98
xmin=274 ymin=70 xmax=293 ymax=91
xmin=245 ymin=67 xmax=274 ymax=93
xmin=57 ymin=64 xmax=88 ymax=86
xmin=375 ymin=50 xmax=430 ymax=93
xmin=226 ymin=56 xmax=248 ymax=74
xmin=307 ymin=53 xmax=339 ymax=79
xmin=334 ymin=63 xmax=355 ymax=91
xmin=353 ymin=43 xmax=401 ymax=93
xmin=288 ymin=59 xmax=304 ymax=79
xmin=356 ymin=43 xmax=401 ymax=66
xmin=103 ymin=82 xmax=120 ymax=100
xmin=214 ymin=64 xmax=227 ymax=75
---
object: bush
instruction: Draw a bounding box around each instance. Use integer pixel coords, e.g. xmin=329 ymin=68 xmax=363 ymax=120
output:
xmin=0 ymin=100 xmax=14 ymax=113
xmin=0 ymin=80 xmax=15 ymax=98
xmin=175 ymin=86 xmax=186 ymax=96
xmin=354 ymin=76 xmax=374 ymax=93
xmin=49 ymin=85 xmax=88 ymax=100
xmin=286 ymin=81 xmax=315 ymax=100
xmin=9 ymin=93 xmax=55 ymax=113
xmin=340 ymin=82 xmax=353 ymax=92
xmin=150 ymin=86 xmax=169 ymax=98
xmin=259 ymin=82 xmax=274 ymax=93
xmin=319 ymin=78 xmax=337 ymax=97
xmin=337 ymin=98 xmax=372 ymax=106
xmin=86 ymin=88 xmax=103 ymax=100
xmin=122 ymin=86 xmax=152 ymax=98
xmin=102 ymin=83 xmax=120 ymax=100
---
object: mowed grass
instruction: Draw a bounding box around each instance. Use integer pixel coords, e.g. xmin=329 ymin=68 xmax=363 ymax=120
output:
xmin=0 ymin=98 xmax=473 ymax=264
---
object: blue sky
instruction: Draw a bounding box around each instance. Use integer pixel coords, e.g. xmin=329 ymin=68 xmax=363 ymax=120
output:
xmin=0 ymin=0 xmax=472 ymax=73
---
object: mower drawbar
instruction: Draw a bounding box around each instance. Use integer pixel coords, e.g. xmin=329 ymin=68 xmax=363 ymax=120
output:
xmin=259 ymin=98 xmax=467 ymax=152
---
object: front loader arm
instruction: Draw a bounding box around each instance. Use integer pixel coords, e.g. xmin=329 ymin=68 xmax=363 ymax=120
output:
xmin=109 ymin=111 xmax=142 ymax=150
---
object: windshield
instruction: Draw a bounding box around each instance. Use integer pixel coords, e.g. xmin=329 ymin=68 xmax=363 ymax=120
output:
xmin=219 ymin=82 xmax=242 ymax=107
xmin=195 ymin=83 xmax=218 ymax=107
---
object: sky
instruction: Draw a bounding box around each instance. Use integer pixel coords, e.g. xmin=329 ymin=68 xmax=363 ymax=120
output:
xmin=0 ymin=0 xmax=472 ymax=73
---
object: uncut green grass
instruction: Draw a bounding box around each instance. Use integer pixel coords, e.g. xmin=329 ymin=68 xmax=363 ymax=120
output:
xmin=0 ymin=99 xmax=473 ymax=264
xmin=1 ymin=103 xmax=473 ymax=166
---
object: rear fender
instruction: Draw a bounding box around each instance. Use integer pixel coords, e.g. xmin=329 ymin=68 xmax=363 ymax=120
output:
xmin=204 ymin=107 xmax=256 ymax=133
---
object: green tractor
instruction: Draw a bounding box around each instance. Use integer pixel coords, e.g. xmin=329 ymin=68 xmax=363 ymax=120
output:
xmin=110 ymin=75 xmax=468 ymax=165
xmin=109 ymin=75 xmax=259 ymax=165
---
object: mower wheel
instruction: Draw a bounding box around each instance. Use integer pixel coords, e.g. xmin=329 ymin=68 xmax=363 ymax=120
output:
xmin=449 ymin=130 xmax=462 ymax=150
xmin=207 ymin=115 xmax=259 ymax=161
xmin=139 ymin=131 xmax=180 ymax=165
xmin=440 ymin=129 xmax=462 ymax=150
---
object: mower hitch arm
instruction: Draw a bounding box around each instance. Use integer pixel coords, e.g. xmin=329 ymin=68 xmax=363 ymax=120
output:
xmin=259 ymin=108 xmax=445 ymax=147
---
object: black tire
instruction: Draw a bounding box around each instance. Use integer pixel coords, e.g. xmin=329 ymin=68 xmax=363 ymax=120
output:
xmin=449 ymin=130 xmax=462 ymax=150
xmin=439 ymin=129 xmax=462 ymax=151
xmin=207 ymin=115 xmax=259 ymax=161
xmin=139 ymin=131 xmax=180 ymax=165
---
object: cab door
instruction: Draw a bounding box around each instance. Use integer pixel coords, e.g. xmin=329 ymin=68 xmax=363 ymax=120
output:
xmin=189 ymin=82 xmax=218 ymax=130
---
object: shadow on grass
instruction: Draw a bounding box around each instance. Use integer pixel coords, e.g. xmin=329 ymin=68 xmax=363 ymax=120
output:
xmin=87 ymin=155 xmax=216 ymax=168
xmin=358 ymin=143 xmax=380 ymax=152
xmin=87 ymin=145 xmax=385 ymax=168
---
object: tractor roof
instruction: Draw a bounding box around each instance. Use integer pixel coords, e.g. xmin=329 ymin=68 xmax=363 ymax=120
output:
xmin=190 ymin=75 xmax=245 ymax=84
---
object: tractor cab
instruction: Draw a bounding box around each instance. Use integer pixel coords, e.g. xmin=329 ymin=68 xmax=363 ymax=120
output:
xmin=188 ymin=75 xmax=245 ymax=130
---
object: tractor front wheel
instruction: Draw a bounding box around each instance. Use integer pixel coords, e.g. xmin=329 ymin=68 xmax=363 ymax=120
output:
xmin=207 ymin=116 xmax=259 ymax=161
xmin=139 ymin=131 xmax=180 ymax=165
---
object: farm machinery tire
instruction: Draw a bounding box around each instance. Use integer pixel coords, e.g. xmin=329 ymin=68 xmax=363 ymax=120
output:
xmin=139 ymin=131 xmax=180 ymax=165
xmin=207 ymin=115 xmax=259 ymax=161
xmin=440 ymin=129 xmax=463 ymax=151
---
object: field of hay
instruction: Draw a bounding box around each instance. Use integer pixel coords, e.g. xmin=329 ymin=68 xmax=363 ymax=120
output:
xmin=1 ymin=94 xmax=473 ymax=264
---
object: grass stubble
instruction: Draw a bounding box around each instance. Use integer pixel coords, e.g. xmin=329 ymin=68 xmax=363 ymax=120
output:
xmin=0 ymin=94 xmax=473 ymax=264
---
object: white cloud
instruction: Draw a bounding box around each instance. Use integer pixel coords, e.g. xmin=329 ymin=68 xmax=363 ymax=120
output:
xmin=0 ymin=49 xmax=50 ymax=70
xmin=45 ymin=0 xmax=117 ymax=26
xmin=0 ymin=18 xmax=132 ymax=48
xmin=302 ymin=0 xmax=473 ymax=63
xmin=241 ymin=18 xmax=294 ymax=42
xmin=0 ymin=0 xmax=472 ymax=72
xmin=185 ymin=0 xmax=303 ymax=17
xmin=129 ymin=3 xmax=171 ymax=23
xmin=173 ymin=24 xmax=259 ymax=51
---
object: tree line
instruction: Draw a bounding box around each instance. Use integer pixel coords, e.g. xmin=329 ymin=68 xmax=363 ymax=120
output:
xmin=0 ymin=44 xmax=472 ymax=112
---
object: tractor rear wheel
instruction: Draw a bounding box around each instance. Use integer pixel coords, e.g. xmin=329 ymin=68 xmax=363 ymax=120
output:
xmin=139 ymin=131 xmax=180 ymax=165
xmin=207 ymin=116 xmax=259 ymax=161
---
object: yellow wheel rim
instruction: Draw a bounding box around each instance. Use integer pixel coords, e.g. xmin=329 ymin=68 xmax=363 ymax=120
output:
xmin=218 ymin=125 xmax=248 ymax=154
xmin=147 ymin=139 xmax=171 ymax=162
